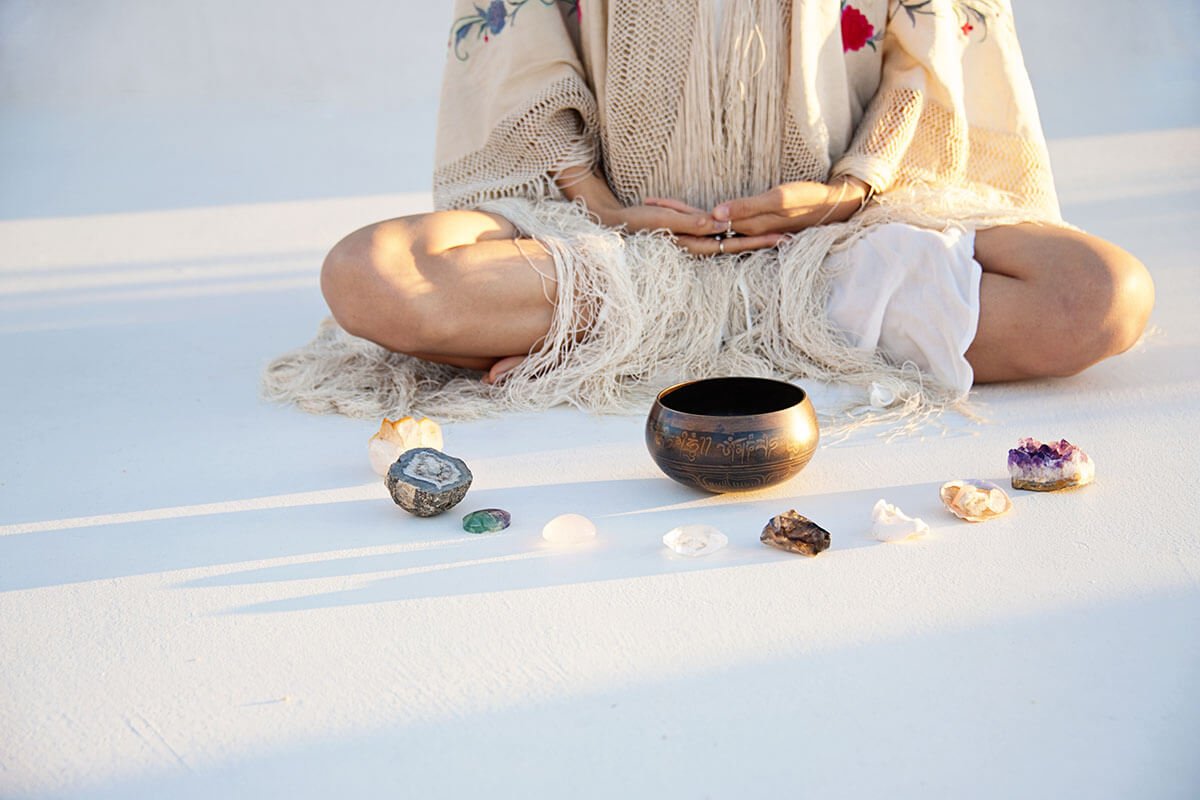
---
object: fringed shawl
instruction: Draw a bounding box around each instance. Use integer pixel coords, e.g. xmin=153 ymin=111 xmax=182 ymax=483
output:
xmin=263 ymin=0 xmax=1062 ymax=426
xmin=433 ymin=0 xmax=1058 ymax=215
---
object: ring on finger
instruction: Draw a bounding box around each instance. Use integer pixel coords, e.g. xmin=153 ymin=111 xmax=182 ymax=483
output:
xmin=718 ymin=238 xmax=726 ymax=254
xmin=725 ymin=220 xmax=735 ymax=236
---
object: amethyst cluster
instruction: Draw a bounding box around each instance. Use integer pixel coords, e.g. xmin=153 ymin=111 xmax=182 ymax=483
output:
xmin=1007 ymin=438 xmax=1095 ymax=491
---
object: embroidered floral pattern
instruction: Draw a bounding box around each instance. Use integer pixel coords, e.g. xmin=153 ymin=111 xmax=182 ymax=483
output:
xmin=890 ymin=0 xmax=1006 ymax=41
xmin=840 ymin=3 xmax=884 ymax=52
xmin=449 ymin=0 xmax=580 ymax=61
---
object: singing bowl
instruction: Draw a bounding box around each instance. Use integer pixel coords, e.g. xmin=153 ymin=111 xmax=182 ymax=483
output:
xmin=645 ymin=377 xmax=820 ymax=493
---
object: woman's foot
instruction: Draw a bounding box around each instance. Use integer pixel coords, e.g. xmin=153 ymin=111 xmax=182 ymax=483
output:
xmin=483 ymin=355 xmax=528 ymax=385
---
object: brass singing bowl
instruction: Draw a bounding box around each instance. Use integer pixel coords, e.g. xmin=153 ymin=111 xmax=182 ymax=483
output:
xmin=645 ymin=377 xmax=820 ymax=493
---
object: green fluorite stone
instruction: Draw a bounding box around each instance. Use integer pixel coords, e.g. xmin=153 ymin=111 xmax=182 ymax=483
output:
xmin=462 ymin=508 xmax=511 ymax=534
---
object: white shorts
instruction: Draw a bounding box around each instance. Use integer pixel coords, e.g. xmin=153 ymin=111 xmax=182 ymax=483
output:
xmin=825 ymin=223 xmax=982 ymax=394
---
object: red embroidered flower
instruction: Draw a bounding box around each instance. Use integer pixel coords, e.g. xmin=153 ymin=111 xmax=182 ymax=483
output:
xmin=841 ymin=5 xmax=874 ymax=53
xmin=961 ymin=22 xmax=974 ymax=36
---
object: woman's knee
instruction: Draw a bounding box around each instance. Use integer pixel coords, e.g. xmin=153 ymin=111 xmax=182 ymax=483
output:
xmin=1103 ymin=245 xmax=1155 ymax=356
xmin=973 ymin=224 xmax=1155 ymax=380
xmin=1040 ymin=231 xmax=1154 ymax=375
xmin=319 ymin=215 xmax=449 ymax=353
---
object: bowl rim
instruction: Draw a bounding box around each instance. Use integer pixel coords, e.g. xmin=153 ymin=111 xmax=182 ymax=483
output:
xmin=651 ymin=376 xmax=809 ymax=419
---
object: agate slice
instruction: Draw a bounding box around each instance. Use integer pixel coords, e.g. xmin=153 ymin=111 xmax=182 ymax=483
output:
xmin=761 ymin=510 xmax=830 ymax=557
xmin=870 ymin=499 xmax=929 ymax=542
xmin=369 ymin=417 xmax=443 ymax=476
xmin=1007 ymin=438 xmax=1095 ymax=491
xmin=386 ymin=447 xmax=472 ymax=517
xmin=939 ymin=479 xmax=1012 ymax=523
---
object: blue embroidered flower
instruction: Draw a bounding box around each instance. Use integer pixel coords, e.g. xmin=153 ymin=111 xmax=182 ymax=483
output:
xmin=455 ymin=23 xmax=473 ymax=47
xmin=482 ymin=0 xmax=507 ymax=35
xmin=449 ymin=0 xmax=580 ymax=62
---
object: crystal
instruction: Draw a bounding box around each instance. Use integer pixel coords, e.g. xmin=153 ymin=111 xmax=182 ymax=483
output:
xmin=871 ymin=499 xmax=929 ymax=542
xmin=542 ymin=513 xmax=596 ymax=544
xmin=760 ymin=510 xmax=830 ymax=557
xmin=385 ymin=447 xmax=472 ymax=517
xmin=462 ymin=508 xmax=511 ymax=534
xmin=369 ymin=416 xmax=443 ymax=476
xmin=939 ymin=479 xmax=1012 ymax=522
xmin=868 ymin=381 xmax=898 ymax=408
xmin=663 ymin=524 xmax=728 ymax=556
xmin=1007 ymin=437 xmax=1095 ymax=491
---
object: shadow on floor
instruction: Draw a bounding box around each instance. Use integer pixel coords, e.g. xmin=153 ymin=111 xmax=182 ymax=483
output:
xmin=170 ymin=477 xmax=989 ymax=613
xmin=49 ymin=586 xmax=1200 ymax=800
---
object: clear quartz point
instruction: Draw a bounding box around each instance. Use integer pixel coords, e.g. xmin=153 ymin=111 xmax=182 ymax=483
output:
xmin=663 ymin=524 xmax=728 ymax=556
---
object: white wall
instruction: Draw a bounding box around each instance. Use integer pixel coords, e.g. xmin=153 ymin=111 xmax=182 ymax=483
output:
xmin=0 ymin=1 xmax=449 ymax=109
xmin=1 ymin=1 xmax=1197 ymax=217
xmin=1013 ymin=2 xmax=1200 ymax=137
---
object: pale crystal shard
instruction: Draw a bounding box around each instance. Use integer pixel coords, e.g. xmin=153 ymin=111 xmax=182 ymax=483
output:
xmin=663 ymin=524 xmax=728 ymax=556
xmin=391 ymin=417 xmax=418 ymax=446
xmin=870 ymin=499 xmax=929 ymax=542
xmin=414 ymin=418 xmax=444 ymax=450
xmin=868 ymin=381 xmax=898 ymax=408
xmin=542 ymin=513 xmax=597 ymax=544
xmin=939 ymin=479 xmax=1012 ymax=522
xmin=369 ymin=417 xmax=443 ymax=476
xmin=368 ymin=437 xmax=403 ymax=476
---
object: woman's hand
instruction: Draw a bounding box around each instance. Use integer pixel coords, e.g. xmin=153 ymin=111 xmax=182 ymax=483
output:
xmin=708 ymin=177 xmax=871 ymax=237
xmin=639 ymin=196 xmax=788 ymax=256
xmin=556 ymin=166 xmax=784 ymax=255
xmin=645 ymin=176 xmax=872 ymax=254
xmin=556 ymin=167 xmax=867 ymax=256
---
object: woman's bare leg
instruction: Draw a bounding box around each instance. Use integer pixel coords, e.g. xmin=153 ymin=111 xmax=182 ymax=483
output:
xmin=323 ymin=213 xmax=1155 ymax=389
xmin=966 ymin=224 xmax=1155 ymax=382
xmin=319 ymin=210 xmax=557 ymax=381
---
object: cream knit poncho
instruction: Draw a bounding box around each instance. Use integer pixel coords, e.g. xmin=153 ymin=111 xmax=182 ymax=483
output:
xmin=263 ymin=0 xmax=1062 ymax=425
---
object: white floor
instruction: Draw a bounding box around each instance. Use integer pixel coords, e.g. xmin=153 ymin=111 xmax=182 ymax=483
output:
xmin=2 ymin=3 xmax=1199 ymax=798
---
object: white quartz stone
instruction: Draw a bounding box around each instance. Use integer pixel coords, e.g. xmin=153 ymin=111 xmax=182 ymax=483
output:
xmin=868 ymin=381 xmax=898 ymax=408
xmin=368 ymin=417 xmax=442 ymax=476
xmin=369 ymin=437 xmax=403 ymax=476
xmin=663 ymin=524 xmax=729 ymax=556
xmin=871 ymin=499 xmax=930 ymax=542
xmin=542 ymin=513 xmax=597 ymax=544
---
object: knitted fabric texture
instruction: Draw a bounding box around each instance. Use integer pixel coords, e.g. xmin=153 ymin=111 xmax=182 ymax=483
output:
xmin=264 ymin=0 xmax=1062 ymax=425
